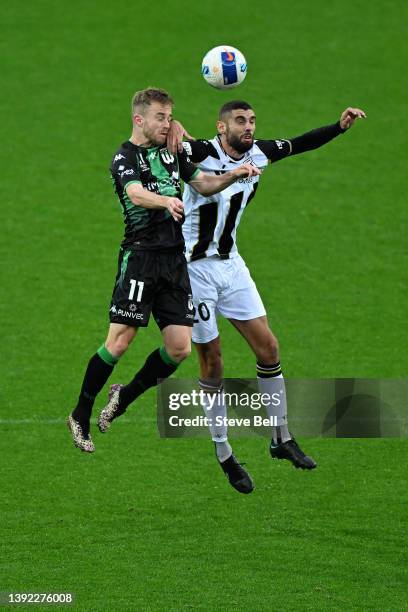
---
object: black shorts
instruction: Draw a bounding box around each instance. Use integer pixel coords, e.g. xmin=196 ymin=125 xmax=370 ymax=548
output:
xmin=109 ymin=249 xmax=194 ymax=329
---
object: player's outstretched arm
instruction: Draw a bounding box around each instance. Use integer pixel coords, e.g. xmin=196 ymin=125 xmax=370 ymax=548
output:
xmin=126 ymin=183 xmax=184 ymax=222
xmin=288 ymin=107 xmax=366 ymax=156
xmin=167 ymin=120 xmax=195 ymax=154
xmin=188 ymin=164 xmax=261 ymax=196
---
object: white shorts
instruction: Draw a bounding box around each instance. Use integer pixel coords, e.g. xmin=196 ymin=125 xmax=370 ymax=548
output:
xmin=188 ymin=254 xmax=266 ymax=344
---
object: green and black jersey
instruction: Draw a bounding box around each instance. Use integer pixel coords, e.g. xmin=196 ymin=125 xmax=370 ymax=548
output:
xmin=110 ymin=141 xmax=199 ymax=251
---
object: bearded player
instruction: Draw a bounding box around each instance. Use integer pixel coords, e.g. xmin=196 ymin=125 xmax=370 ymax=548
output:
xmin=167 ymin=101 xmax=365 ymax=493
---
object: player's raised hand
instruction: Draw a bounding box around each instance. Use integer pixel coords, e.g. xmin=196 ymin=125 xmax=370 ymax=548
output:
xmin=340 ymin=107 xmax=366 ymax=130
xmin=164 ymin=196 xmax=184 ymax=222
xmin=232 ymin=163 xmax=261 ymax=179
xmin=167 ymin=120 xmax=196 ymax=154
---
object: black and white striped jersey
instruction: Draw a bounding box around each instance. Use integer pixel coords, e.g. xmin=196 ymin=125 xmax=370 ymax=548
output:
xmin=182 ymin=136 xmax=291 ymax=261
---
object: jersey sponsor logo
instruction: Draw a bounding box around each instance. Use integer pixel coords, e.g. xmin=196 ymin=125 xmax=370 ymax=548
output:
xmin=150 ymin=174 xmax=180 ymax=191
xmin=146 ymin=181 xmax=159 ymax=192
xmin=237 ymin=176 xmax=256 ymax=184
xmin=120 ymin=168 xmax=135 ymax=178
xmin=110 ymin=304 xmax=144 ymax=320
xmin=114 ymin=154 xmax=125 ymax=162
xmin=159 ymin=177 xmax=173 ymax=187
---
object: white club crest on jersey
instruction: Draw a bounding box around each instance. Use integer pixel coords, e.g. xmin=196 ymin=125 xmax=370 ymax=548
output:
xmin=160 ymin=150 xmax=174 ymax=164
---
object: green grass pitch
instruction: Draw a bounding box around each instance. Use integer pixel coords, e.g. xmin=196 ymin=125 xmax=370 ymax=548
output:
xmin=1 ymin=0 xmax=407 ymax=610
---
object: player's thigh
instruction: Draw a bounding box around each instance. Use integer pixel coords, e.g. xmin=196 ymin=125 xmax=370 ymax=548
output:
xmin=109 ymin=249 xmax=156 ymax=328
xmin=152 ymin=253 xmax=195 ymax=331
xmin=188 ymin=259 xmax=220 ymax=344
xmin=217 ymin=256 xmax=266 ymax=321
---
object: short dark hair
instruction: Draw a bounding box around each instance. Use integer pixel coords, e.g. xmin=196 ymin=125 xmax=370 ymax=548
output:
xmin=219 ymin=100 xmax=253 ymax=120
xmin=132 ymin=88 xmax=173 ymax=116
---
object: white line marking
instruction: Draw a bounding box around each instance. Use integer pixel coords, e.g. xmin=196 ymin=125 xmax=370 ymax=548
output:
xmin=0 ymin=418 xmax=144 ymax=425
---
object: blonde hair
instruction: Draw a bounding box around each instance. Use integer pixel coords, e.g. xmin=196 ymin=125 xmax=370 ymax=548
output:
xmin=131 ymin=87 xmax=173 ymax=116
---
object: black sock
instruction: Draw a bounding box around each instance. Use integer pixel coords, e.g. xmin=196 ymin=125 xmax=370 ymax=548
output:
xmin=72 ymin=346 xmax=118 ymax=423
xmin=119 ymin=347 xmax=179 ymax=411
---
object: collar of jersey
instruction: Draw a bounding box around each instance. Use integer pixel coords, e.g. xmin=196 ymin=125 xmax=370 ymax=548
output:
xmin=127 ymin=140 xmax=161 ymax=153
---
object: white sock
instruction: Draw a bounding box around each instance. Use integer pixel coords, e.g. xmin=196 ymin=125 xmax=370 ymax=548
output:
xmin=199 ymin=379 xmax=232 ymax=461
xmin=215 ymin=440 xmax=232 ymax=463
xmin=274 ymin=423 xmax=291 ymax=444
xmin=256 ymin=367 xmax=291 ymax=444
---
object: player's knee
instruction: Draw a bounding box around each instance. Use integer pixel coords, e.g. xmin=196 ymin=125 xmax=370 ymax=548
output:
xmin=105 ymin=336 xmax=131 ymax=357
xmin=257 ymin=333 xmax=280 ymax=364
xmin=167 ymin=341 xmax=192 ymax=363
xmin=177 ymin=343 xmax=192 ymax=362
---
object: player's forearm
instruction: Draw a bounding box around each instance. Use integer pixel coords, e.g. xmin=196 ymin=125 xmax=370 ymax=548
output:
xmin=289 ymin=122 xmax=346 ymax=156
xmin=192 ymin=171 xmax=240 ymax=196
xmin=126 ymin=184 xmax=167 ymax=210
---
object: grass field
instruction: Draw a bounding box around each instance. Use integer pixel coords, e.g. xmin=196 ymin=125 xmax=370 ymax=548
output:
xmin=1 ymin=0 xmax=407 ymax=610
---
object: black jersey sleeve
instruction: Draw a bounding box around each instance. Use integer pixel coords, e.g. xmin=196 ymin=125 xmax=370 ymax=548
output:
xmin=110 ymin=149 xmax=141 ymax=190
xmin=289 ymin=122 xmax=346 ymax=156
xmin=178 ymin=148 xmax=201 ymax=183
xmin=256 ymin=139 xmax=292 ymax=162
xmin=182 ymin=140 xmax=220 ymax=163
xmin=256 ymin=121 xmax=346 ymax=163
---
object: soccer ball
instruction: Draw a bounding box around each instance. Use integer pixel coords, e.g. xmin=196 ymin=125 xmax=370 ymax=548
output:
xmin=201 ymin=45 xmax=247 ymax=89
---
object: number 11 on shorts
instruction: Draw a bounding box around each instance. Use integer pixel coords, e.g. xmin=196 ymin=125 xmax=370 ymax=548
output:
xmin=128 ymin=279 xmax=144 ymax=302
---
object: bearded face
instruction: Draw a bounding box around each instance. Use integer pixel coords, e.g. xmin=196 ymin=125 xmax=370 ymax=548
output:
xmin=225 ymin=125 xmax=254 ymax=153
xmin=218 ymin=108 xmax=256 ymax=155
